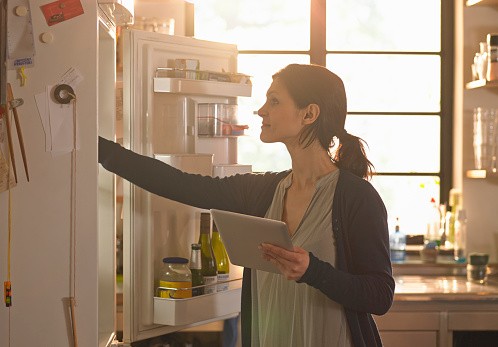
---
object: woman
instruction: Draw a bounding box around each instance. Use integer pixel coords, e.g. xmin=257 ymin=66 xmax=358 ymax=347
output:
xmin=99 ymin=63 xmax=395 ymax=346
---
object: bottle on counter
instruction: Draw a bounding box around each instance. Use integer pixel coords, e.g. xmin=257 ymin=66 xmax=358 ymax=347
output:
xmin=189 ymin=243 xmax=205 ymax=296
xmin=159 ymin=257 xmax=192 ymax=299
xmin=389 ymin=217 xmax=406 ymax=263
xmin=446 ymin=188 xmax=463 ymax=245
xmin=438 ymin=204 xmax=447 ymax=247
xmin=425 ymin=197 xmax=441 ymax=246
xmin=198 ymin=212 xmax=218 ymax=294
xmin=212 ymin=222 xmax=230 ymax=291
xmin=444 ymin=205 xmax=455 ymax=247
xmin=454 ymin=209 xmax=467 ymax=263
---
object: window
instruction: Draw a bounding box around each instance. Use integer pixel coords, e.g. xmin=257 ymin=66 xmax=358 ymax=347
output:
xmin=194 ymin=0 xmax=453 ymax=235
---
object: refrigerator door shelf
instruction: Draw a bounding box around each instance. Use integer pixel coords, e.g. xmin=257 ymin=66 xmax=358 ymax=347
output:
xmin=153 ymin=283 xmax=242 ymax=326
xmin=213 ymin=164 xmax=252 ymax=178
xmin=154 ymin=77 xmax=252 ymax=97
xmin=154 ymin=154 xmax=213 ymax=176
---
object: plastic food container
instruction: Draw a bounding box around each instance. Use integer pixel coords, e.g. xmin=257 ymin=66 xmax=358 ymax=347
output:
xmin=198 ymin=103 xmax=224 ymax=136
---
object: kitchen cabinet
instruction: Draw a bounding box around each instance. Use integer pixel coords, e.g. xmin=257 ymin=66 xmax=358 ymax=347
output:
xmin=375 ymin=276 xmax=498 ymax=347
xmin=376 ymin=312 xmax=439 ymax=347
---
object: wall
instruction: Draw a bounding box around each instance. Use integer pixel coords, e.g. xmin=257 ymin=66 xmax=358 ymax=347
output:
xmin=456 ymin=2 xmax=498 ymax=263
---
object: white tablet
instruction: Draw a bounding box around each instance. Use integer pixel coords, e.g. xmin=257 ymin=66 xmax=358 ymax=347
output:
xmin=210 ymin=209 xmax=294 ymax=273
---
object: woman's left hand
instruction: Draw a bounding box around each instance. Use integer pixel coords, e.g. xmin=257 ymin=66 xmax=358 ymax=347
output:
xmin=259 ymin=243 xmax=309 ymax=281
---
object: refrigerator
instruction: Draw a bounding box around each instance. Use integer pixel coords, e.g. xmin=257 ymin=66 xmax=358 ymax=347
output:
xmin=0 ymin=1 xmax=132 ymax=346
xmin=1 ymin=1 xmax=251 ymax=346
xmin=118 ymin=29 xmax=252 ymax=344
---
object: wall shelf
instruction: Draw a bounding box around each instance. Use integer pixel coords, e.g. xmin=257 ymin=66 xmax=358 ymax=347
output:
xmin=466 ymin=169 xmax=498 ymax=178
xmin=465 ymin=79 xmax=498 ymax=89
xmin=466 ymin=0 xmax=498 ymax=7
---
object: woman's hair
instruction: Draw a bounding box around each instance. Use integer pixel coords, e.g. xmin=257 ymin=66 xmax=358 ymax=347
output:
xmin=272 ymin=63 xmax=374 ymax=179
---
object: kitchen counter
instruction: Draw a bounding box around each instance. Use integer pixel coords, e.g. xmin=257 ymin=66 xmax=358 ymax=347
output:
xmin=376 ymin=269 xmax=498 ymax=347
xmin=394 ymin=275 xmax=498 ymax=301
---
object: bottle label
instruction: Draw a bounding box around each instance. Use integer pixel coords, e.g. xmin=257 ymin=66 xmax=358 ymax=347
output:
xmin=203 ymin=276 xmax=217 ymax=294
xmin=217 ymin=273 xmax=229 ymax=292
xmin=159 ymin=280 xmax=192 ymax=299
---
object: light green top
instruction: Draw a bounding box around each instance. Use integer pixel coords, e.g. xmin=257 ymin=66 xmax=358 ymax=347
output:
xmin=251 ymin=170 xmax=352 ymax=347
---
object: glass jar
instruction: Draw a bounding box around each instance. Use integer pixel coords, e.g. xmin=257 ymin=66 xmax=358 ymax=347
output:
xmin=159 ymin=257 xmax=192 ymax=299
xmin=466 ymin=253 xmax=489 ymax=284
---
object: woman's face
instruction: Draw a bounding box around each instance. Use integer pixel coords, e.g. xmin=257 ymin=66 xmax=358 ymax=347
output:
xmin=257 ymin=78 xmax=306 ymax=144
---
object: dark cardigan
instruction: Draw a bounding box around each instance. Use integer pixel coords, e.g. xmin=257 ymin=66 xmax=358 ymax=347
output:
xmin=99 ymin=136 xmax=395 ymax=347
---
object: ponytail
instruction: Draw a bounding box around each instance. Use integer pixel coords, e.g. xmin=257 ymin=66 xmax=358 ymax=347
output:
xmin=333 ymin=133 xmax=374 ymax=180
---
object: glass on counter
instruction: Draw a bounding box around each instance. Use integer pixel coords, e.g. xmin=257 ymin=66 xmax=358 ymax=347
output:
xmin=467 ymin=253 xmax=489 ymax=284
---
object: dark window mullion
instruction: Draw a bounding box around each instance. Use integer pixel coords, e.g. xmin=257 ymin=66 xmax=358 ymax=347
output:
xmin=440 ymin=0 xmax=455 ymax=205
xmin=310 ymin=0 xmax=326 ymax=66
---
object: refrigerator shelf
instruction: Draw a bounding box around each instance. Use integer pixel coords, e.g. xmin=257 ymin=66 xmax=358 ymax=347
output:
xmin=153 ymin=77 xmax=252 ymax=97
xmin=153 ymin=280 xmax=242 ymax=326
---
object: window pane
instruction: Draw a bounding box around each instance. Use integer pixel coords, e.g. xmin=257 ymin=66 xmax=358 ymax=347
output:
xmin=237 ymin=54 xmax=310 ymax=172
xmin=327 ymin=54 xmax=441 ymax=112
xmin=326 ymin=0 xmax=441 ymax=52
xmin=194 ymin=0 xmax=310 ymax=50
xmin=371 ymin=175 xmax=440 ymax=236
xmin=346 ymin=115 xmax=440 ymax=173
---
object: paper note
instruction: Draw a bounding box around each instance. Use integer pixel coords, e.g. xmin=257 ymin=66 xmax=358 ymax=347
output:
xmin=59 ymin=67 xmax=84 ymax=89
xmin=0 ymin=148 xmax=16 ymax=193
xmin=40 ymin=0 xmax=84 ymax=27
xmin=35 ymin=91 xmax=51 ymax=151
xmin=34 ymin=85 xmax=80 ymax=155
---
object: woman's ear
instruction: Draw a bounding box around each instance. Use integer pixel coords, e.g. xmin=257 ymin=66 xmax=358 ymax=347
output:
xmin=302 ymin=104 xmax=320 ymax=124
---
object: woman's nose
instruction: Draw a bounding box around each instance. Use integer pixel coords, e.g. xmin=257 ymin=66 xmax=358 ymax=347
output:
xmin=257 ymin=105 xmax=266 ymax=117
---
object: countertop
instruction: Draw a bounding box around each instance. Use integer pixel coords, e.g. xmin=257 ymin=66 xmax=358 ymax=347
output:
xmin=392 ymin=260 xmax=498 ymax=302
xmin=394 ymin=275 xmax=498 ymax=301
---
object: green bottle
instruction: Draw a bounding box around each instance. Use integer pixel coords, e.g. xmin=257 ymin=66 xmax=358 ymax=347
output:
xmin=198 ymin=213 xmax=217 ymax=294
xmin=212 ymin=222 xmax=230 ymax=291
xmin=189 ymin=243 xmax=205 ymax=296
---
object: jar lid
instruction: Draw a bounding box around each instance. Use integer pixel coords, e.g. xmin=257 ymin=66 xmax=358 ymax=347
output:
xmin=163 ymin=257 xmax=189 ymax=264
xmin=469 ymin=253 xmax=489 ymax=265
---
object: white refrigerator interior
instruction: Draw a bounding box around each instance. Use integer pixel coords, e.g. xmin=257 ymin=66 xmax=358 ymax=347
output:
xmin=0 ymin=1 xmax=131 ymax=346
xmin=120 ymin=29 xmax=252 ymax=343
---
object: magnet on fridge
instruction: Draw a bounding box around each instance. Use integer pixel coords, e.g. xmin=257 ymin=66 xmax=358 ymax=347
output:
xmin=53 ymin=84 xmax=75 ymax=104
xmin=40 ymin=32 xmax=54 ymax=44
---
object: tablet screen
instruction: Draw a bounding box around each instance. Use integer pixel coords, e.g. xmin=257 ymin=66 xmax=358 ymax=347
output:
xmin=210 ymin=209 xmax=293 ymax=273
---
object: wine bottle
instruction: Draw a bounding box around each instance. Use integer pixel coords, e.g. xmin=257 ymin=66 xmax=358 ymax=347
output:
xmin=189 ymin=243 xmax=205 ymax=296
xmin=212 ymin=222 xmax=230 ymax=291
xmin=198 ymin=212 xmax=217 ymax=294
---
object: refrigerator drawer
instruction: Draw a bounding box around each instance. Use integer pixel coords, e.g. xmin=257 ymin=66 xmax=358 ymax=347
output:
xmin=153 ymin=285 xmax=242 ymax=326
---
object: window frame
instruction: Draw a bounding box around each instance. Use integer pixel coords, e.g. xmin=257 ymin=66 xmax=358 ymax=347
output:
xmin=237 ymin=0 xmax=454 ymax=205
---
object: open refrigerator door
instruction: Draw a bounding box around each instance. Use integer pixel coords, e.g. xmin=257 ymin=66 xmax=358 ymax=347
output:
xmin=120 ymin=29 xmax=252 ymax=343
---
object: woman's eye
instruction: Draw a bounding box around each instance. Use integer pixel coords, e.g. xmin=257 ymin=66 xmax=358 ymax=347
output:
xmin=269 ymin=98 xmax=279 ymax=105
